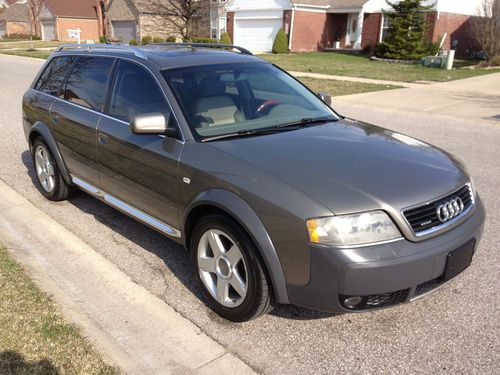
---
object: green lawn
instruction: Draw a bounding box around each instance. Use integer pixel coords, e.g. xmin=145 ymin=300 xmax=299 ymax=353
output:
xmin=298 ymin=77 xmax=401 ymax=97
xmin=0 ymin=246 xmax=118 ymax=374
xmin=0 ymin=49 xmax=53 ymax=59
xmin=0 ymin=41 xmax=65 ymax=49
xmin=262 ymin=52 xmax=495 ymax=83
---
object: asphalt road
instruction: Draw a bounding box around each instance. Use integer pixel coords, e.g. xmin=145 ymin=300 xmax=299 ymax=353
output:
xmin=0 ymin=54 xmax=499 ymax=374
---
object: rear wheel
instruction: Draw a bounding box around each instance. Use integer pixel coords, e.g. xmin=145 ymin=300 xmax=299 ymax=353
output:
xmin=191 ymin=214 xmax=274 ymax=322
xmin=32 ymin=137 xmax=73 ymax=201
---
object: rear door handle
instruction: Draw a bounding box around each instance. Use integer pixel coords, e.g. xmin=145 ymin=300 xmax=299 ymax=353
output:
xmin=98 ymin=133 xmax=109 ymax=145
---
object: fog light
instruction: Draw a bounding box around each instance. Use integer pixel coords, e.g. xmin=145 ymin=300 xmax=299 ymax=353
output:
xmin=344 ymin=296 xmax=363 ymax=309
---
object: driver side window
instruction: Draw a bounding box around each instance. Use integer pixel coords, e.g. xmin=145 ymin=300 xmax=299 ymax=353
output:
xmin=108 ymin=60 xmax=173 ymax=125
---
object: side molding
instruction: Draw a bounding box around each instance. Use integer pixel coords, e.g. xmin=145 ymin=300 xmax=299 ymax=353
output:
xmin=30 ymin=122 xmax=71 ymax=185
xmin=183 ymin=189 xmax=290 ymax=304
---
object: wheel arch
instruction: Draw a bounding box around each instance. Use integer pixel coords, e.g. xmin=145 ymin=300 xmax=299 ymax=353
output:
xmin=183 ymin=189 xmax=290 ymax=304
xmin=29 ymin=121 xmax=71 ymax=185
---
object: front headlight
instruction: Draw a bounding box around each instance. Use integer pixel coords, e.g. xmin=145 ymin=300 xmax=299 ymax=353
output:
xmin=306 ymin=211 xmax=401 ymax=246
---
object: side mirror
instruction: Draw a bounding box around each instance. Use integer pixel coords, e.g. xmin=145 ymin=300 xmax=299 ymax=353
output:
xmin=130 ymin=113 xmax=177 ymax=137
xmin=317 ymin=92 xmax=332 ymax=107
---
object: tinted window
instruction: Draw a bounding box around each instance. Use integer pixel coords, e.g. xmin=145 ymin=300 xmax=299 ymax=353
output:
xmin=63 ymin=57 xmax=114 ymax=111
xmin=108 ymin=60 xmax=171 ymax=123
xmin=35 ymin=56 xmax=76 ymax=95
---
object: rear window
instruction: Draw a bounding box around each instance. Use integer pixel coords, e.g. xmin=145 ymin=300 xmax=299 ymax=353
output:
xmin=63 ymin=57 xmax=114 ymax=111
xmin=34 ymin=56 xmax=76 ymax=95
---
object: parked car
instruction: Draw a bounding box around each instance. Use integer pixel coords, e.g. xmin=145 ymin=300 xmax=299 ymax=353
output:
xmin=22 ymin=43 xmax=485 ymax=322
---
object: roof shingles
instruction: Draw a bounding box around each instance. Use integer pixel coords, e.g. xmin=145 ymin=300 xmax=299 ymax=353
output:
xmin=45 ymin=0 xmax=98 ymax=19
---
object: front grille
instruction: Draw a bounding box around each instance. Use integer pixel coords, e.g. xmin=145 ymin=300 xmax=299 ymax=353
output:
xmin=403 ymin=184 xmax=474 ymax=235
xmin=414 ymin=277 xmax=443 ymax=298
xmin=340 ymin=288 xmax=409 ymax=311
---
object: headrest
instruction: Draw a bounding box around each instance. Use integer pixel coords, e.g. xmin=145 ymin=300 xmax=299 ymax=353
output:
xmin=198 ymin=76 xmax=227 ymax=97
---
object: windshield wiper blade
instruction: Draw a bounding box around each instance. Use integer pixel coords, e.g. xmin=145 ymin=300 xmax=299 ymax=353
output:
xmin=201 ymin=127 xmax=290 ymax=142
xmin=277 ymin=117 xmax=337 ymax=129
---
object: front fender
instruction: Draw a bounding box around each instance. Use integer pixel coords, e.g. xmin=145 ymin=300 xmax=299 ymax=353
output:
xmin=183 ymin=188 xmax=289 ymax=304
xmin=29 ymin=121 xmax=71 ymax=185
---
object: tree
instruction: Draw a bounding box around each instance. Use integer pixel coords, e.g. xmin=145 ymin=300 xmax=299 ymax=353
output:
xmin=27 ymin=0 xmax=46 ymax=38
xmin=147 ymin=0 xmax=210 ymax=41
xmin=272 ymin=28 xmax=288 ymax=54
xmin=219 ymin=32 xmax=231 ymax=45
xmin=374 ymin=0 xmax=433 ymax=60
xmin=471 ymin=0 xmax=500 ymax=59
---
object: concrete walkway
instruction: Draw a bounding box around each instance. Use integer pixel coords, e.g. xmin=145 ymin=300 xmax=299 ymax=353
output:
xmin=0 ymin=180 xmax=255 ymax=375
xmin=333 ymin=71 xmax=500 ymax=124
xmin=290 ymin=71 xmax=424 ymax=88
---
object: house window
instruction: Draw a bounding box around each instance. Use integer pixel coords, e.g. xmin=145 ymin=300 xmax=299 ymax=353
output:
xmin=380 ymin=14 xmax=391 ymax=42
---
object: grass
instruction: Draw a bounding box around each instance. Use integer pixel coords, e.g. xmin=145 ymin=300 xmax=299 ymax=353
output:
xmin=297 ymin=76 xmax=401 ymax=96
xmin=0 ymin=49 xmax=53 ymax=59
xmin=262 ymin=52 xmax=496 ymax=82
xmin=0 ymin=246 xmax=118 ymax=375
xmin=0 ymin=41 xmax=65 ymax=49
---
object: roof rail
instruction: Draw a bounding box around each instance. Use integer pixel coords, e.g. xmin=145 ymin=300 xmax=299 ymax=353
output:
xmin=55 ymin=44 xmax=147 ymax=60
xmin=145 ymin=42 xmax=253 ymax=56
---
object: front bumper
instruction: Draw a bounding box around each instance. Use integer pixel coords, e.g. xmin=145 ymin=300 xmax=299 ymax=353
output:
xmin=286 ymin=197 xmax=486 ymax=313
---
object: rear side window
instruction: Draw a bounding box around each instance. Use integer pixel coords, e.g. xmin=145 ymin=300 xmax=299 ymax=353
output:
xmin=35 ymin=56 xmax=76 ymax=95
xmin=63 ymin=57 xmax=114 ymax=111
xmin=108 ymin=60 xmax=172 ymax=123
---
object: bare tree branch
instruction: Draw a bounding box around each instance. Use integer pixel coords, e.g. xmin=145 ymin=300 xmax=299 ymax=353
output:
xmin=471 ymin=0 xmax=500 ymax=59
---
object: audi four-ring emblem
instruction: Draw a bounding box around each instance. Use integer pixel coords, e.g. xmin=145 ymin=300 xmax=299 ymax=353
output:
xmin=436 ymin=197 xmax=464 ymax=223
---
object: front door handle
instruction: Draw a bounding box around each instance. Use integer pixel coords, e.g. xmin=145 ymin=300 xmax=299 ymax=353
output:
xmin=98 ymin=133 xmax=109 ymax=145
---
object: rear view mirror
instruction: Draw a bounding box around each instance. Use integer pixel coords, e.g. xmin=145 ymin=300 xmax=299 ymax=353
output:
xmin=317 ymin=92 xmax=332 ymax=107
xmin=130 ymin=113 xmax=177 ymax=137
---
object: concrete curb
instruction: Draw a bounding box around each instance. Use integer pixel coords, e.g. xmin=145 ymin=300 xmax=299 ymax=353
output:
xmin=290 ymin=71 xmax=422 ymax=88
xmin=0 ymin=180 xmax=255 ymax=375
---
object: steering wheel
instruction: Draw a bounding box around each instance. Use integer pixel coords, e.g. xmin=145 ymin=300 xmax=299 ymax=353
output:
xmin=253 ymin=100 xmax=281 ymax=118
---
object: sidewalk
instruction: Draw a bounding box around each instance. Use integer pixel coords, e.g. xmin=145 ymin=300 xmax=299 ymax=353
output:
xmin=333 ymin=72 xmax=500 ymax=124
xmin=0 ymin=180 xmax=255 ymax=375
xmin=290 ymin=71 xmax=424 ymax=88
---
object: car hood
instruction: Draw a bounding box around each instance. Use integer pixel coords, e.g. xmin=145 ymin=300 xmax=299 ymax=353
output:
xmin=207 ymin=119 xmax=468 ymax=215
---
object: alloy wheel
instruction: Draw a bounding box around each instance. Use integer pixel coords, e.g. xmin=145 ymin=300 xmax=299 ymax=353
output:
xmin=34 ymin=144 xmax=55 ymax=193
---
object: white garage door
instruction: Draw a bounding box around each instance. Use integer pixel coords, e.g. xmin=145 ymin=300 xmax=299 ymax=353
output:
xmin=0 ymin=22 xmax=5 ymax=38
xmin=41 ymin=21 xmax=56 ymax=41
xmin=234 ymin=17 xmax=283 ymax=53
xmin=112 ymin=21 xmax=136 ymax=43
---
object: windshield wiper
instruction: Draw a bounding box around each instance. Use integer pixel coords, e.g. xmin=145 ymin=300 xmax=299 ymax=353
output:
xmin=277 ymin=117 xmax=337 ymax=129
xmin=201 ymin=127 xmax=296 ymax=142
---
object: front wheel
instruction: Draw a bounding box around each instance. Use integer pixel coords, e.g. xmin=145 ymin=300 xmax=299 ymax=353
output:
xmin=191 ymin=214 xmax=274 ymax=322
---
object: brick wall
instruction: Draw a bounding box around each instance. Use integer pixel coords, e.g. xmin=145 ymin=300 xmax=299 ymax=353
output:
xmin=56 ymin=18 xmax=99 ymax=41
xmin=6 ymin=21 xmax=29 ymax=35
xmin=426 ymin=11 xmax=478 ymax=58
xmin=361 ymin=13 xmax=381 ymax=52
xmin=139 ymin=14 xmax=179 ymax=40
xmin=290 ymin=10 xmax=329 ymax=52
xmin=226 ymin=11 xmax=234 ymax=42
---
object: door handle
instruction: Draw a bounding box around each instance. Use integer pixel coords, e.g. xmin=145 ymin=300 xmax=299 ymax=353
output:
xmin=98 ymin=133 xmax=109 ymax=145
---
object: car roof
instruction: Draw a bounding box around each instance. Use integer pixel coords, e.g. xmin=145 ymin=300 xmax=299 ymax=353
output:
xmin=52 ymin=44 xmax=268 ymax=70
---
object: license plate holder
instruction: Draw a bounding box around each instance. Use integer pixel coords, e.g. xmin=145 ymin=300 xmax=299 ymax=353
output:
xmin=443 ymin=240 xmax=475 ymax=281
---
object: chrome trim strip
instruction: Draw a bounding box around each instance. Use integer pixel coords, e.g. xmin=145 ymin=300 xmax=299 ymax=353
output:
xmin=71 ymin=175 xmax=181 ymax=238
xmin=410 ymin=282 xmax=448 ymax=302
xmin=401 ymin=183 xmax=475 ymax=238
xmin=327 ymin=236 xmax=405 ymax=249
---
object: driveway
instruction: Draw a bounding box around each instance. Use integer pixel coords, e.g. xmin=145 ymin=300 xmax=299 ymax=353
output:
xmin=0 ymin=54 xmax=499 ymax=374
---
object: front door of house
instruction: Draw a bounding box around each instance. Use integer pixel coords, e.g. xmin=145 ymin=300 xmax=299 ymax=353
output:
xmin=346 ymin=13 xmax=358 ymax=46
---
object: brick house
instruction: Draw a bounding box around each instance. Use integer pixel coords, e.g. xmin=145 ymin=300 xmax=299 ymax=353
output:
xmin=38 ymin=0 xmax=104 ymax=41
xmin=106 ymin=0 xmax=211 ymax=43
xmin=226 ymin=0 xmax=484 ymax=56
xmin=0 ymin=2 xmax=30 ymax=38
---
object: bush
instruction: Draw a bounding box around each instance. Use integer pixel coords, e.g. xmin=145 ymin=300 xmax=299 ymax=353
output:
xmin=272 ymin=28 xmax=288 ymax=54
xmin=166 ymin=36 xmax=176 ymax=42
xmin=477 ymin=55 xmax=500 ymax=68
xmin=141 ymin=35 xmax=153 ymax=45
xmin=190 ymin=37 xmax=216 ymax=44
xmin=2 ymin=33 xmax=40 ymax=41
xmin=153 ymin=36 xmax=164 ymax=43
xmin=129 ymin=38 xmax=138 ymax=45
xmin=99 ymin=35 xmax=106 ymax=44
xmin=219 ymin=32 xmax=232 ymax=45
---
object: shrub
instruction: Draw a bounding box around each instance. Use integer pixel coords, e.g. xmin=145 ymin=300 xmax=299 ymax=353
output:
xmin=477 ymin=55 xmax=500 ymax=68
xmin=99 ymin=35 xmax=106 ymax=44
xmin=166 ymin=36 xmax=176 ymax=42
xmin=219 ymin=32 xmax=232 ymax=45
xmin=141 ymin=35 xmax=153 ymax=45
xmin=153 ymin=36 xmax=164 ymax=43
xmin=272 ymin=28 xmax=288 ymax=54
xmin=191 ymin=37 xmax=216 ymax=43
xmin=129 ymin=38 xmax=138 ymax=45
xmin=2 ymin=33 xmax=39 ymax=41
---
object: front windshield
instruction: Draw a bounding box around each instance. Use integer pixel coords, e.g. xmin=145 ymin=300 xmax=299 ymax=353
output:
xmin=162 ymin=62 xmax=338 ymax=138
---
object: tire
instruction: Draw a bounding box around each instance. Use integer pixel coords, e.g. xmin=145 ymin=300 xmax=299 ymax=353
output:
xmin=191 ymin=214 xmax=275 ymax=322
xmin=31 ymin=137 xmax=73 ymax=201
